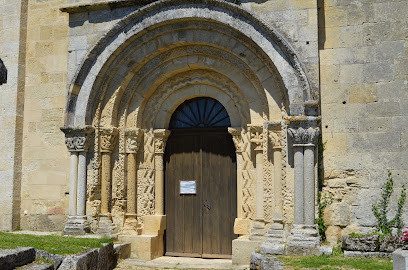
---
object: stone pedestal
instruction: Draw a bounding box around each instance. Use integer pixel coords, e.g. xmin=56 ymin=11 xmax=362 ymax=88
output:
xmin=392 ymin=249 xmax=408 ymax=270
xmin=122 ymin=214 xmax=141 ymax=235
xmin=97 ymin=215 xmax=116 ymax=236
xmin=249 ymin=219 xmax=266 ymax=241
xmin=259 ymin=223 xmax=285 ymax=255
xmin=118 ymin=235 xmax=163 ymax=260
xmin=64 ymin=216 xmax=90 ymax=235
xmin=285 ymin=224 xmax=320 ymax=256
xmin=232 ymin=237 xmax=263 ymax=265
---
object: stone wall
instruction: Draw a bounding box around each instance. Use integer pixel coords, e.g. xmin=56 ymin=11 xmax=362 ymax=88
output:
xmin=319 ymin=0 xmax=408 ymax=243
xmin=0 ymin=0 xmax=406 ymax=239
xmin=19 ymin=0 xmax=69 ymax=230
xmin=0 ymin=0 xmax=27 ymax=231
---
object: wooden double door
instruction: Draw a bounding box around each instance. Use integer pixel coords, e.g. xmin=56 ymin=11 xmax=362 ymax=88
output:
xmin=164 ymin=128 xmax=237 ymax=258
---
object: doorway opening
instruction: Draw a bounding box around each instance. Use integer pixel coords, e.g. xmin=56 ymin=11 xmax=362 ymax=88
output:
xmin=164 ymin=97 xmax=237 ymax=258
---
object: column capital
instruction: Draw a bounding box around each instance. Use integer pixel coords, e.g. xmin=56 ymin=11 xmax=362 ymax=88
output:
xmin=265 ymin=121 xmax=282 ymax=149
xmin=125 ymin=128 xmax=143 ymax=154
xmin=249 ymin=125 xmax=263 ymax=151
xmin=153 ymin=129 xmax=171 ymax=154
xmin=228 ymin=127 xmax=243 ymax=153
xmin=100 ymin=127 xmax=118 ymax=153
xmin=61 ymin=126 xmax=94 ymax=152
xmin=287 ymin=116 xmax=320 ymax=146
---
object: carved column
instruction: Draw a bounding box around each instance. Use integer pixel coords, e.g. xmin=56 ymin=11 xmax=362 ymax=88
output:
xmin=153 ymin=129 xmax=170 ymax=216
xmin=123 ymin=128 xmax=143 ymax=234
xmin=249 ymin=125 xmax=266 ymax=240
xmin=286 ymin=117 xmax=320 ymax=255
xmin=260 ymin=121 xmax=285 ymax=255
xmin=61 ymin=126 xmax=93 ymax=235
xmin=228 ymin=127 xmax=250 ymax=236
xmin=98 ymin=127 xmax=118 ymax=235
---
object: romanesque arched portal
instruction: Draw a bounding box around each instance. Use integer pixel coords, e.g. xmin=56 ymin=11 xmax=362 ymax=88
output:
xmin=61 ymin=0 xmax=320 ymax=261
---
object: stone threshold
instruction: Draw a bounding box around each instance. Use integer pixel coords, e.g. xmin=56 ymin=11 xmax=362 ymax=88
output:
xmin=116 ymin=256 xmax=250 ymax=270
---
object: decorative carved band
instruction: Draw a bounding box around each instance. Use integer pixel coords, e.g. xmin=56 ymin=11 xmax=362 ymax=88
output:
xmin=61 ymin=126 xmax=94 ymax=152
xmin=228 ymin=127 xmax=243 ymax=152
xmin=249 ymin=125 xmax=263 ymax=151
xmin=125 ymin=128 xmax=143 ymax=154
xmin=100 ymin=127 xmax=118 ymax=153
xmin=153 ymin=129 xmax=171 ymax=154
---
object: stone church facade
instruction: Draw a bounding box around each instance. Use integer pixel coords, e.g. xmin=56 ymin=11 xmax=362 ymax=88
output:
xmin=0 ymin=0 xmax=407 ymax=263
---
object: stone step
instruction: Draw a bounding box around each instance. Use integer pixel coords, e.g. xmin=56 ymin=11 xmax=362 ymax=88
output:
xmin=18 ymin=262 xmax=54 ymax=270
xmin=115 ymin=257 xmax=249 ymax=270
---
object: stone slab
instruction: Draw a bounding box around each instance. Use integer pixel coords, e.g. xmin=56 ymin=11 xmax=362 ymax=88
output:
xmin=143 ymin=215 xmax=166 ymax=235
xmin=35 ymin=249 xmax=65 ymax=269
xmin=393 ymin=249 xmax=408 ymax=270
xmin=344 ymin=250 xmax=391 ymax=258
xmin=0 ymin=247 xmax=36 ymax=270
xmin=118 ymin=234 xmax=163 ymax=260
xmin=232 ymin=238 xmax=262 ymax=265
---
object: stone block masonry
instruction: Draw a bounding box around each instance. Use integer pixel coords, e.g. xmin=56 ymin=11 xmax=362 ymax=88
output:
xmin=320 ymin=0 xmax=408 ymax=244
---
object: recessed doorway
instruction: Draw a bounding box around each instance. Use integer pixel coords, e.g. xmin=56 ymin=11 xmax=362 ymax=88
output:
xmin=164 ymin=97 xmax=237 ymax=258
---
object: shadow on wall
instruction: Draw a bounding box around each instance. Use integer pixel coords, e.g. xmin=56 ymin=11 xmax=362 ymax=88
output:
xmin=0 ymin=58 xmax=6 ymax=85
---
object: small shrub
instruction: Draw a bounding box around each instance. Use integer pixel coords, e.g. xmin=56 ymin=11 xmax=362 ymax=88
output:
xmin=348 ymin=232 xmax=364 ymax=238
xmin=315 ymin=191 xmax=332 ymax=241
xmin=372 ymin=170 xmax=406 ymax=235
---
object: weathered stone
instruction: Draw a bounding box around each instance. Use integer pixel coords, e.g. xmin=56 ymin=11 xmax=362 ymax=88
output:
xmin=250 ymin=252 xmax=283 ymax=270
xmin=58 ymin=249 xmax=99 ymax=270
xmin=393 ymin=248 xmax=408 ymax=270
xmin=18 ymin=262 xmax=53 ymax=270
xmin=342 ymin=235 xmax=379 ymax=252
xmin=344 ymin=250 xmax=391 ymax=258
xmin=0 ymin=247 xmax=36 ymax=270
xmin=379 ymin=236 xmax=406 ymax=253
xmin=113 ymin=243 xmax=131 ymax=260
xmin=35 ymin=249 xmax=65 ymax=269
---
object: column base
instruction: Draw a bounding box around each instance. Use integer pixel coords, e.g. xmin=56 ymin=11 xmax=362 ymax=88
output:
xmin=249 ymin=219 xmax=266 ymax=241
xmin=122 ymin=214 xmax=142 ymax=235
xmin=64 ymin=216 xmax=90 ymax=235
xmin=232 ymin=237 xmax=263 ymax=265
xmin=97 ymin=215 xmax=117 ymax=236
xmin=285 ymin=224 xmax=320 ymax=256
xmin=118 ymin=234 xmax=163 ymax=260
xmin=259 ymin=222 xmax=285 ymax=255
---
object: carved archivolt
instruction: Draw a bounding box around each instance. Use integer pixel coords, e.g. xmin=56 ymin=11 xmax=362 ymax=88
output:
xmin=141 ymin=70 xmax=250 ymax=129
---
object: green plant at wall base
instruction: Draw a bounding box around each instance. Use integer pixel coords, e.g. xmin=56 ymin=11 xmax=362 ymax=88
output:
xmin=372 ymin=170 xmax=407 ymax=235
xmin=316 ymin=191 xmax=332 ymax=241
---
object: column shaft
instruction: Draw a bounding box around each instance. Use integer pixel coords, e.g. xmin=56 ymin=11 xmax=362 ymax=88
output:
xmin=69 ymin=152 xmax=78 ymax=216
xmin=255 ymin=150 xmax=264 ymax=220
xmin=273 ymin=149 xmax=283 ymax=221
xmin=127 ymin=153 xmax=137 ymax=215
xmin=304 ymin=145 xmax=315 ymax=225
xmin=236 ymin=154 xmax=243 ymax=218
xmin=77 ymin=152 xmax=87 ymax=216
xmin=101 ymin=152 xmax=111 ymax=215
xmin=293 ymin=146 xmax=304 ymax=225
xmin=155 ymin=154 xmax=164 ymax=215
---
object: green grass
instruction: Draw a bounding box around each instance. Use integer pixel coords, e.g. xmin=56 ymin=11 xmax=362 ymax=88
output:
xmin=0 ymin=232 xmax=112 ymax=255
xmin=279 ymin=254 xmax=393 ymax=270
